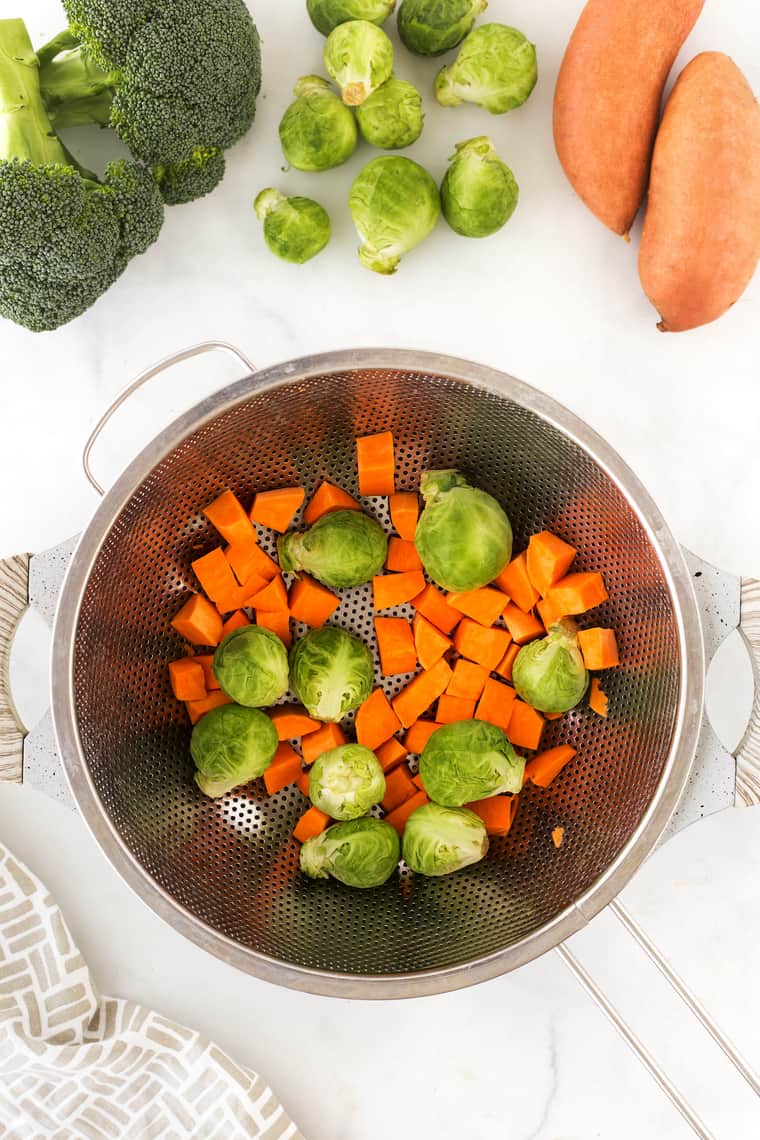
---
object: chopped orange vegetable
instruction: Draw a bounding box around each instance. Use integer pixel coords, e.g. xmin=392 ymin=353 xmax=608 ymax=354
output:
xmin=546 ymin=572 xmax=609 ymax=616
xmin=255 ymin=609 xmax=292 ymax=647
xmin=248 ymin=575 xmax=288 ymax=612
xmin=225 ymin=538 xmax=276 ymax=587
xmin=392 ymin=659 xmax=452 ymax=728
xmin=404 ymin=721 xmax=441 ymax=754
xmin=465 ymin=795 xmax=518 ymax=836
xmin=264 ymin=743 xmax=303 ymax=795
xmin=302 ymin=723 xmax=347 ymax=766
xmin=293 ymin=806 xmax=331 ymax=843
xmin=495 ymin=552 xmax=539 ymax=613
xmin=385 ymin=537 xmax=423 ymax=572
xmin=412 ymin=584 xmax=461 ymax=634
xmin=589 ymin=677 xmax=609 ymax=717
xmin=270 ymin=706 xmax=322 ymax=740
xmin=537 ymin=594 xmax=568 ymax=632
xmin=412 ymin=771 xmax=425 ymax=790
xmin=185 ymin=690 xmax=233 ymax=725
xmin=356 ymin=688 xmax=402 ymax=751
xmin=447 ymin=587 xmax=509 ymax=627
xmin=389 ymin=492 xmax=419 ymax=541
xmin=250 ymin=486 xmax=305 ymax=532
xmin=545 ymin=711 xmax=564 ymax=721
xmin=526 ymin=531 xmax=577 ymax=597
xmin=171 ymin=595 xmax=223 ymax=646
xmin=220 ymin=610 xmax=250 ymax=639
xmin=507 ymin=700 xmax=545 ymax=751
xmin=288 ymin=575 xmax=339 ymax=626
xmin=376 ymin=737 xmax=408 ymax=773
xmin=524 ymin=745 xmax=577 ymax=787
xmin=192 ymin=547 xmax=244 ymax=613
xmin=374 ymin=617 xmax=417 ymax=675
xmin=296 ymin=771 xmax=311 ymax=797
xmin=384 ymin=789 xmax=428 ymax=833
xmin=578 ymin=628 xmax=620 ymax=670
xmin=357 ymin=431 xmax=395 ymax=496
xmin=495 ymin=642 xmax=520 ymax=681
xmin=194 ymin=654 xmax=220 ymax=692
xmin=475 ymin=677 xmax=517 ymax=732
xmin=502 ymin=604 xmax=544 ymax=645
xmin=303 ymin=481 xmax=360 ymax=525
xmin=373 ymin=570 xmax=426 ymax=611
xmin=453 ymin=618 xmax=511 ymax=672
xmin=204 ymin=490 xmax=257 ymax=546
xmin=447 ymin=659 xmax=489 ymax=700
xmin=437 ymin=693 xmax=476 ymax=723
xmin=552 ymin=827 xmax=565 ymax=849
xmin=381 ymin=765 xmax=417 ymax=812
xmin=169 ymin=658 xmax=206 ymax=702
xmin=412 ymin=613 xmax=452 ymax=670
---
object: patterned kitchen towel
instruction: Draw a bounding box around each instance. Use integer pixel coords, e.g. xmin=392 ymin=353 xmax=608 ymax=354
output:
xmin=0 ymin=843 xmax=304 ymax=1139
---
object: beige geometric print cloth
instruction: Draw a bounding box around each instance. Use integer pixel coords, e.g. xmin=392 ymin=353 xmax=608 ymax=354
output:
xmin=0 ymin=844 xmax=304 ymax=1139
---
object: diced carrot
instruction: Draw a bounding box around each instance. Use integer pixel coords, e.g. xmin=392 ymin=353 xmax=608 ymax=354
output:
xmin=437 ymin=694 xmax=476 ymax=723
xmin=293 ymin=806 xmax=331 ymax=843
xmin=169 ymin=658 xmax=206 ymax=701
xmin=270 ymin=706 xmax=322 ymax=740
xmin=589 ymin=677 xmax=609 ymax=717
xmin=288 ymin=575 xmax=339 ymax=626
xmin=242 ymin=544 xmax=280 ymax=582
xmin=381 ymin=765 xmax=417 ymax=812
xmin=546 ymin=572 xmax=609 ymax=616
xmin=224 ymin=537 xmax=271 ymax=587
xmin=357 ymin=431 xmax=395 ymax=496
xmin=355 ymin=688 xmax=402 ymax=751
xmin=303 ymin=481 xmax=360 ymax=525
xmin=171 ymin=595 xmax=223 ymax=646
xmin=204 ymin=489 xmax=257 ymax=546
xmin=248 ymin=575 xmax=288 ymax=612
xmin=495 ymin=642 xmax=520 ymax=681
xmin=373 ymin=570 xmax=426 ymax=611
xmin=296 ymin=771 xmax=311 ymax=796
xmin=194 ymin=654 xmax=220 ymax=692
xmin=250 ymin=487 xmax=305 ymax=533
xmin=385 ymin=537 xmax=423 ymax=572
xmin=389 ymin=492 xmax=419 ymax=541
xmin=526 ymin=531 xmax=577 ymax=597
xmin=191 ymin=548 xmax=244 ymax=613
xmin=404 ymin=720 xmax=441 ymax=754
xmin=302 ymin=723 xmax=348 ymax=766
xmin=374 ymin=616 xmax=417 ymax=675
xmin=392 ymin=658 xmax=452 ymax=728
xmin=578 ymin=628 xmax=620 ymax=671
xmin=447 ymin=587 xmax=509 ymax=627
xmin=475 ymin=677 xmax=517 ymax=732
xmin=524 ymin=745 xmax=577 ymax=787
xmin=453 ymin=618 xmax=511 ymax=672
xmin=552 ymin=827 xmax=565 ymax=848
xmin=507 ymin=700 xmax=545 ymax=751
xmin=376 ymin=737 xmax=408 ymax=773
xmin=185 ymin=690 xmax=233 ymax=725
xmin=545 ymin=711 xmax=564 ymax=721
xmin=447 ymin=658 xmax=489 ymax=700
xmin=412 ymin=585 xmax=460 ymax=636
xmin=494 ymin=552 xmax=539 ymax=614
xmin=264 ymin=743 xmax=303 ymax=795
xmin=412 ymin=613 xmax=452 ymax=670
xmin=502 ymin=604 xmax=544 ymax=645
xmin=537 ymin=594 xmax=568 ymax=632
xmin=220 ymin=610 xmax=250 ymax=639
xmin=465 ymin=795 xmax=518 ymax=836
xmin=255 ymin=609 xmax=292 ymax=648
xmin=412 ymin=772 xmax=425 ymax=790
xmin=384 ymin=789 xmax=428 ymax=833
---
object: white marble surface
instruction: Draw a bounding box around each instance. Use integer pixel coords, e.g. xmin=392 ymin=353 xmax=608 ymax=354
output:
xmin=1 ymin=1 xmax=759 ymax=1137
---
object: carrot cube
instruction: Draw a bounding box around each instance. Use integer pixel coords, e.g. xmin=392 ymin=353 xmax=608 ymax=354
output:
xmin=537 ymin=594 xmax=569 ymax=632
xmin=392 ymin=659 xmax=452 ymax=728
xmin=412 ymin=613 xmax=452 ymax=670
xmin=524 ymin=745 xmax=577 ymax=788
xmin=507 ymin=700 xmax=545 ymax=751
xmin=293 ymin=806 xmax=331 ymax=843
xmin=301 ymin=723 xmax=347 ymax=766
xmin=374 ymin=617 xmax=417 ymax=675
xmin=403 ymin=720 xmax=441 ymax=754
xmin=270 ymin=706 xmax=322 ymax=740
xmin=357 ymin=431 xmax=395 ymax=496
xmin=204 ymin=489 xmax=257 ymax=546
xmin=384 ymin=789 xmax=428 ymax=834
xmin=447 ymin=587 xmax=509 ymax=627
xmin=453 ymin=618 xmax=511 ymax=672
xmin=526 ymin=531 xmax=577 ymax=597
xmin=385 ymin=538 xmax=423 ymax=573
xmin=465 ymin=794 xmax=518 ymax=836
xmin=255 ymin=609 xmax=292 ymax=647
xmin=389 ymin=492 xmax=419 ymax=541
xmin=373 ymin=571 xmax=426 ymax=611
xmin=436 ymin=694 xmax=476 ymax=723
xmin=289 ymin=576 xmax=339 ymax=626
xmin=220 ymin=610 xmax=251 ymax=638
xmin=375 ymin=737 xmax=408 ymax=773
xmin=303 ymin=481 xmax=360 ymax=525
xmin=171 ymin=595 xmax=223 ymax=647
xmin=495 ymin=642 xmax=520 ymax=682
xmin=475 ymin=677 xmax=517 ymax=732
xmin=578 ymin=628 xmax=620 ymax=671
xmin=248 ymin=575 xmax=288 ymax=612
xmin=355 ymin=689 xmax=402 ymax=751
xmin=381 ymin=765 xmax=417 ymax=812
xmin=412 ymin=584 xmax=461 ymax=634
xmin=192 ymin=547 xmax=243 ymax=613
xmin=546 ymin=572 xmax=609 ymax=616
xmin=502 ymin=604 xmax=544 ymax=645
xmin=447 ymin=659 xmax=489 ymax=700
xmin=250 ymin=487 xmax=305 ymax=533
xmin=263 ymin=742 xmax=303 ymax=795
xmin=194 ymin=654 xmax=220 ymax=692
xmin=168 ymin=658 xmax=206 ymax=702
xmin=494 ymin=552 xmax=539 ymax=614
xmin=185 ymin=690 xmax=233 ymax=725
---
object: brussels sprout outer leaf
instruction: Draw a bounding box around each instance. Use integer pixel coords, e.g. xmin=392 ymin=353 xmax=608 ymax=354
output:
xmin=402 ymin=803 xmax=488 ymax=875
xmin=435 ymin=24 xmax=538 ymax=114
xmin=300 ymin=818 xmax=400 ymax=886
xmin=349 ymin=155 xmax=440 ymax=274
xmin=212 ymin=626 xmax=289 ymax=707
xmin=278 ymin=510 xmax=387 ymax=588
xmin=290 ymin=626 xmax=374 ymax=721
xmin=419 ymin=719 xmax=524 ymax=806
xmin=441 ymin=136 xmax=519 ymax=238
xmin=309 ymin=743 xmax=386 ymax=819
xmin=512 ymin=621 xmax=590 ymax=713
xmin=355 ymin=77 xmax=424 ymax=149
xmin=191 ymin=705 xmax=278 ymax=798
xmin=415 ymin=469 xmax=512 ymax=591
xmin=398 ymin=0 xmax=487 ymax=57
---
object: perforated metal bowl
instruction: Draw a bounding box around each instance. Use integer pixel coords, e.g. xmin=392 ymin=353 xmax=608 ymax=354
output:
xmin=51 ymin=349 xmax=702 ymax=998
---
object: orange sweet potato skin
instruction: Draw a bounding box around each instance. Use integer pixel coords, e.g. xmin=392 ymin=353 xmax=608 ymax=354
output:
xmin=639 ymin=53 xmax=760 ymax=332
xmin=553 ymin=0 xmax=704 ymax=236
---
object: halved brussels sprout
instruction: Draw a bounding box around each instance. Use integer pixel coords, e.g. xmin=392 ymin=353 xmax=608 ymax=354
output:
xmin=213 ymin=626 xmax=289 ymax=707
xmin=512 ymin=620 xmax=589 ymax=713
xmin=402 ymin=802 xmax=488 ymax=875
xmin=300 ymin=817 xmax=400 ymax=886
xmin=323 ymin=19 xmax=394 ymax=105
xmin=349 ymin=155 xmax=440 ymax=274
xmin=414 ymin=469 xmax=512 ymax=591
xmin=290 ymin=626 xmax=374 ymax=721
xmin=309 ymin=743 xmax=385 ymax=819
xmin=255 ymin=189 xmax=331 ymax=264
xmin=308 ymin=0 xmax=397 ymax=36
xmin=191 ymin=704 xmax=278 ymax=798
xmin=279 ymin=76 xmax=358 ymax=172
xmin=278 ymin=509 xmax=387 ymax=588
xmin=419 ymin=719 xmax=524 ymax=806
xmin=441 ymin=136 xmax=519 ymax=238
xmin=398 ymin=0 xmax=487 ymax=56
xmin=435 ymin=24 xmax=538 ymax=114
xmin=355 ymin=77 xmax=424 ymax=150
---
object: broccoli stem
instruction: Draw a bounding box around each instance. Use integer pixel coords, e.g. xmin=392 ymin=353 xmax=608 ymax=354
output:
xmin=37 ymin=38 xmax=119 ymax=129
xmin=0 ymin=18 xmax=71 ymax=166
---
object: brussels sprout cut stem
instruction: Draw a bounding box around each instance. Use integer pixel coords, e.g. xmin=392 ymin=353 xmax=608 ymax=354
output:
xmin=512 ymin=620 xmax=589 ymax=713
xmin=279 ymin=75 xmax=358 ymax=172
xmin=435 ymin=24 xmax=538 ymax=114
xmin=309 ymin=743 xmax=386 ymax=819
xmin=349 ymin=155 xmax=440 ymax=274
xmin=398 ymin=0 xmax=488 ymax=57
xmin=414 ymin=469 xmax=512 ymax=591
xmin=278 ymin=509 xmax=387 ymax=587
xmin=323 ymin=20 xmax=394 ymax=105
xmin=441 ymin=137 xmax=519 ymax=238
xmin=419 ymin=719 xmax=525 ymax=806
xmin=255 ymin=189 xmax=331 ymax=264
xmin=402 ymin=803 xmax=488 ymax=876
xmin=308 ymin=0 xmax=397 ymax=37
xmin=301 ymin=818 xmax=401 ymax=887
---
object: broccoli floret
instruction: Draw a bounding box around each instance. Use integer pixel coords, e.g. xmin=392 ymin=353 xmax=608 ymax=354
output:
xmin=0 ymin=18 xmax=164 ymax=332
xmin=153 ymin=147 xmax=226 ymax=206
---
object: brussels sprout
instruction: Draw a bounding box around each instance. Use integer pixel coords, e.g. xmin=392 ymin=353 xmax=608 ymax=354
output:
xmin=441 ymin=137 xmax=519 ymax=238
xmin=323 ymin=20 xmax=394 ymax=105
xmin=402 ymin=802 xmax=488 ymax=875
xmin=278 ymin=509 xmax=387 ymax=588
xmin=213 ymin=626 xmax=290 ymax=707
xmin=512 ymin=620 xmax=589 ymax=714
xmin=191 ymin=704 xmax=278 ymax=798
xmin=398 ymin=0 xmax=487 ymax=56
xmin=254 ymin=189 xmax=331 ymax=264
xmin=355 ymin=78 xmax=424 ymax=150
xmin=435 ymin=24 xmax=538 ymax=114
xmin=279 ymin=76 xmax=358 ymax=172
xmin=300 ymin=818 xmax=400 ymax=886
xmin=414 ymin=469 xmax=512 ymax=591
xmin=349 ymin=156 xmax=440 ymax=274
xmin=308 ymin=0 xmax=396 ymax=36
xmin=309 ymin=743 xmax=385 ymax=819
xmin=419 ymin=719 xmax=524 ymax=806
xmin=290 ymin=626 xmax=374 ymax=721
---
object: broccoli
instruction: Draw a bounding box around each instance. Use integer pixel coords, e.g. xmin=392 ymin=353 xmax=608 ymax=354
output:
xmin=0 ymin=18 xmax=164 ymax=332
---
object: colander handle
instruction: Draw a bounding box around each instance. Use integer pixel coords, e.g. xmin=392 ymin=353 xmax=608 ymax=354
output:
xmin=737 ymin=576 xmax=760 ymax=805
xmin=82 ymin=341 xmax=257 ymax=495
xmin=0 ymin=554 xmax=30 ymax=783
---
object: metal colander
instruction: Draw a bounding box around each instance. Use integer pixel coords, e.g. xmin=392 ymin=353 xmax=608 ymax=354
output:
xmin=52 ymin=349 xmax=700 ymax=998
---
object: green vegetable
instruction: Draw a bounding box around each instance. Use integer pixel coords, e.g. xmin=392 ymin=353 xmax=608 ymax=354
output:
xmin=402 ymin=802 xmax=488 ymax=875
xmin=279 ymin=76 xmax=358 ymax=172
xmin=191 ymin=704 xmax=278 ymax=798
xmin=441 ymin=136 xmax=519 ymax=238
xmin=153 ymin=147 xmax=226 ymax=207
xmin=512 ymin=620 xmax=589 ymax=714
xmin=414 ymin=469 xmax=512 ymax=591
xmin=349 ymin=155 xmax=440 ymax=274
xmin=212 ymin=626 xmax=290 ymax=707
xmin=278 ymin=509 xmax=387 ymax=587
xmin=398 ymin=0 xmax=487 ymax=57
xmin=290 ymin=626 xmax=374 ymax=722
xmin=309 ymin=743 xmax=385 ymax=819
xmin=435 ymin=24 xmax=537 ymax=114
xmin=419 ymin=719 xmax=524 ymax=806
xmin=300 ymin=818 xmax=400 ymax=887
xmin=255 ymin=189 xmax=331 ymax=264
xmin=323 ymin=19 xmax=394 ymax=105
xmin=355 ymin=77 xmax=424 ymax=150
xmin=308 ymin=0 xmax=397 ymax=37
